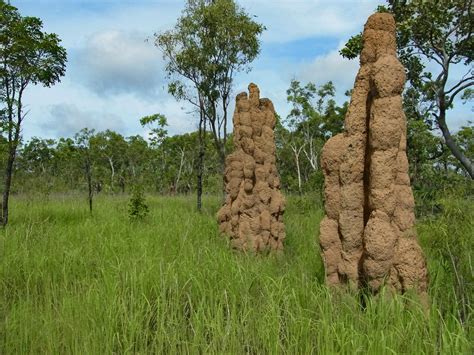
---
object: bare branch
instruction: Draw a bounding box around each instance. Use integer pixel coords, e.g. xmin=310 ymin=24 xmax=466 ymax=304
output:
xmin=445 ymin=75 xmax=474 ymax=95
xmin=447 ymin=81 xmax=474 ymax=108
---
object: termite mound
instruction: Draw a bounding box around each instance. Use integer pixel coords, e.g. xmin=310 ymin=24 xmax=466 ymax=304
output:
xmin=218 ymin=83 xmax=285 ymax=252
xmin=319 ymin=13 xmax=428 ymax=296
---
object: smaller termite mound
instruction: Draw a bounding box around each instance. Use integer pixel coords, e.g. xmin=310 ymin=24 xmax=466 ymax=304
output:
xmin=217 ymin=83 xmax=286 ymax=252
xmin=319 ymin=13 xmax=428 ymax=297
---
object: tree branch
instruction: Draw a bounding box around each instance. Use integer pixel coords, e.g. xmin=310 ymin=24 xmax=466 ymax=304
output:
xmin=446 ymin=81 xmax=474 ymax=108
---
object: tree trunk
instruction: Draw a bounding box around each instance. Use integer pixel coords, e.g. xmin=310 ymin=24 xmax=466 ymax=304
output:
xmin=219 ymin=145 xmax=226 ymax=202
xmin=207 ymin=106 xmax=227 ymax=197
xmin=0 ymin=144 xmax=17 ymax=227
xmin=85 ymin=158 xmax=93 ymax=214
xmin=222 ymin=96 xmax=228 ymax=199
xmin=1 ymin=82 xmax=20 ymax=227
xmin=107 ymin=156 xmax=115 ymax=191
xmin=437 ymin=107 xmax=474 ymax=179
xmin=119 ymin=176 xmax=125 ymax=194
xmin=292 ymin=145 xmax=303 ymax=195
xmin=175 ymin=147 xmax=185 ymax=192
xmin=197 ymin=108 xmax=205 ymax=212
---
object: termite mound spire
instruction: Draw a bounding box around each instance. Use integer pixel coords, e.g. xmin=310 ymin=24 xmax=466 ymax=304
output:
xmin=217 ymin=83 xmax=286 ymax=252
xmin=319 ymin=13 xmax=428 ymax=296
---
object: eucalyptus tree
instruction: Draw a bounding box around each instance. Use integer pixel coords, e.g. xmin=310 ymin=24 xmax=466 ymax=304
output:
xmin=17 ymin=137 xmax=57 ymax=193
xmin=0 ymin=1 xmax=66 ymax=225
xmin=160 ymin=132 xmax=198 ymax=194
xmin=74 ymin=128 xmax=96 ymax=214
xmin=140 ymin=113 xmax=168 ymax=148
xmin=125 ymin=135 xmax=150 ymax=185
xmin=283 ymin=80 xmax=344 ymax=193
xmin=140 ymin=113 xmax=169 ymax=192
xmin=91 ymin=130 xmax=128 ymax=192
xmin=19 ymin=137 xmax=56 ymax=176
xmin=55 ymin=137 xmax=81 ymax=189
xmin=155 ymin=0 xmax=265 ymax=210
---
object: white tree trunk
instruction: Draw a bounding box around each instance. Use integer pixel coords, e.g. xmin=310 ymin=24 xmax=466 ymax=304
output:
xmin=291 ymin=144 xmax=304 ymax=194
xmin=107 ymin=156 xmax=115 ymax=190
xmin=175 ymin=147 xmax=185 ymax=191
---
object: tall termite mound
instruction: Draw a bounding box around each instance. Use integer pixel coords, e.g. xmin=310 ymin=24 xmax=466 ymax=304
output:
xmin=217 ymin=83 xmax=285 ymax=252
xmin=319 ymin=13 xmax=428 ymax=295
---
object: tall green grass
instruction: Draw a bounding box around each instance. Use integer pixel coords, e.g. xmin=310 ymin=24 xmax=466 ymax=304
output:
xmin=0 ymin=193 xmax=472 ymax=353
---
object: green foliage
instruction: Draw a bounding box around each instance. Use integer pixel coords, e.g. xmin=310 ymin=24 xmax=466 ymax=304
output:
xmin=156 ymin=0 xmax=266 ymax=200
xmin=0 ymin=0 xmax=66 ymax=140
xmin=156 ymin=0 xmax=265 ymax=102
xmin=456 ymin=121 xmax=474 ymax=161
xmin=0 ymin=1 xmax=67 ymax=90
xmin=277 ymin=80 xmax=346 ymax=193
xmin=12 ymin=127 xmax=225 ymax=197
xmin=0 ymin=0 xmax=67 ymax=224
xmin=341 ymin=0 xmax=473 ymax=67
xmin=0 ymin=195 xmax=471 ymax=353
xmin=11 ymin=117 xmax=471 ymax=200
xmin=128 ymin=185 xmax=149 ymax=221
xmin=89 ymin=130 xmax=129 ymax=192
xmin=284 ymin=79 xmax=345 ymax=139
xmin=339 ymin=33 xmax=362 ymax=60
xmin=140 ymin=113 xmax=168 ymax=148
xmin=419 ymin=195 xmax=474 ymax=327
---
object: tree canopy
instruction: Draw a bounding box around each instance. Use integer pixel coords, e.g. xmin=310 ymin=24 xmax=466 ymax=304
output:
xmin=155 ymin=0 xmax=265 ymax=209
xmin=0 ymin=0 xmax=67 ymax=225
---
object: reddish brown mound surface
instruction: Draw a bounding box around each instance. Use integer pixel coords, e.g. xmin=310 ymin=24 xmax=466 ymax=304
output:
xmin=217 ymin=83 xmax=285 ymax=252
xmin=319 ymin=13 xmax=428 ymax=295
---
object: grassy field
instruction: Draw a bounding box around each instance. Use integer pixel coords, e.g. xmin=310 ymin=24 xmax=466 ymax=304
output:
xmin=0 ymin=193 xmax=472 ymax=354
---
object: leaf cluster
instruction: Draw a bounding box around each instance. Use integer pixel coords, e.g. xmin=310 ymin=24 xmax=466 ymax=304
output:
xmin=0 ymin=1 xmax=67 ymax=89
xmin=128 ymin=184 xmax=149 ymax=221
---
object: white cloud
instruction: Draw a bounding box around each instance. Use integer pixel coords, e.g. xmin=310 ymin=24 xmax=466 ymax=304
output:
xmin=298 ymin=45 xmax=360 ymax=98
xmin=25 ymin=89 xmax=197 ymax=140
xmin=17 ymin=1 xmax=183 ymax=49
xmin=40 ymin=103 xmax=126 ymax=138
xmin=74 ymin=30 xmax=163 ymax=97
xmin=104 ymin=92 xmax=198 ymax=136
xmin=240 ymin=0 xmax=380 ymax=43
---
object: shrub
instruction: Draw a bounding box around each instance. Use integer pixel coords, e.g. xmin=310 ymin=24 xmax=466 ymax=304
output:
xmin=128 ymin=185 xmax=149 ymax=221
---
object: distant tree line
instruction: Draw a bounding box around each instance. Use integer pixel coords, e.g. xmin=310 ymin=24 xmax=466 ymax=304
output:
xmin=7 ymin=79 xmax=473 ymax=204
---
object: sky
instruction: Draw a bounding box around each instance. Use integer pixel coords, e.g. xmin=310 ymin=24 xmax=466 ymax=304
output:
xmin=11 ymin=0 xmax=473 ymax=141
